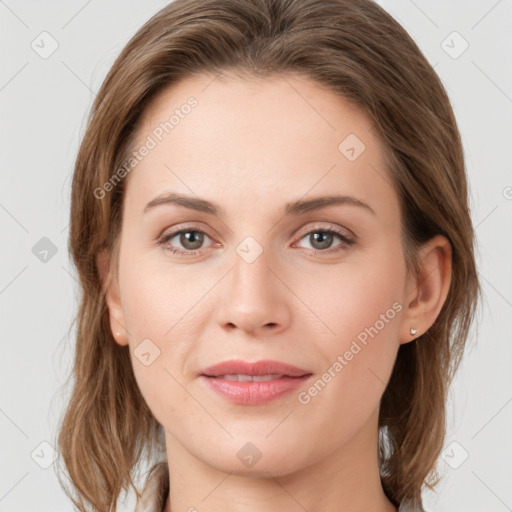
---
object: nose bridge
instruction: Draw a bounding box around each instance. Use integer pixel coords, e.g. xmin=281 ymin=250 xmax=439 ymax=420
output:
xmin=217 ymin=233 xmax=290 ymax=333
xmin=231 ymin=234 xmax=274 ymax=304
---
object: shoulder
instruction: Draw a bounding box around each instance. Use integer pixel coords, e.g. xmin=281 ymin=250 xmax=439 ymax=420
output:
xmin=134 ymin=462 xmax=169 ymax=512
xmin=398 ymin=499 xmax=428 ymax=511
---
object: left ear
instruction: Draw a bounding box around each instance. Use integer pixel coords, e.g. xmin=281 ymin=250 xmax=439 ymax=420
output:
xmin=400 ymin=234 xmax=452 ymax=344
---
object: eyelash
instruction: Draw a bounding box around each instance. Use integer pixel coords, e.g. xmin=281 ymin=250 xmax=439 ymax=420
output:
xmin=157 ymin=223 xmax=356 ymax=257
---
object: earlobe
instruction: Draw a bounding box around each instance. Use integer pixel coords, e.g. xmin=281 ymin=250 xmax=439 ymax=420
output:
xmin=400 ymin=235 xmax=452 ymax=344
xmin=96 ymin=249 xmax=129 ymax=346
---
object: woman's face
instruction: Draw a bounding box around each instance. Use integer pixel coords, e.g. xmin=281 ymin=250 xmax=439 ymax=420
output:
xmin=107 ymin=72 xmax=416 ymax=476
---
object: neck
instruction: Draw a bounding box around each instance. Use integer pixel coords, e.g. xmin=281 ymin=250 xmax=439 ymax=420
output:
xmin=162 ymin=407 xmax=397 ymax=512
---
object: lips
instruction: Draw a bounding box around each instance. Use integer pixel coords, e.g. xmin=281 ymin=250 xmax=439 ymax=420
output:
xmin=200 ymin=359 xmax=311 ymax=378
xmin=199 ymin=359 xmax=313 ymax=405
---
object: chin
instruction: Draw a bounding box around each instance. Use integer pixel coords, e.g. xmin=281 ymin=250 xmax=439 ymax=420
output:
xmin=193 ymin=436 xmax=311 ymax=478
xmin=210 ymin=454 xmax=301 ymax=478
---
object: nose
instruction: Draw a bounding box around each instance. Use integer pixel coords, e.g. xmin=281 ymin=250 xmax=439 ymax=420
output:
xmin=216 ymin=244 xmax=291 ymax=335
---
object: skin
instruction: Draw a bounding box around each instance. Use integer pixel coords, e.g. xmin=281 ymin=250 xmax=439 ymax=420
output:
xmin=98 ymin=72 xmax=452 ymax=512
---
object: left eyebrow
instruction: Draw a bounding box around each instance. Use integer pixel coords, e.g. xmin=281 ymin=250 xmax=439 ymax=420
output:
xmin=143 ymin=192 xmax=376 ymax=217
xmin=284 ymin=194 xmax=376 ymax=216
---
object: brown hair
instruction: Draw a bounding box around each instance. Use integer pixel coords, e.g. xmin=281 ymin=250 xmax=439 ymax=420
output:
xmin=55 ymin=0 xmax=482 ymax=510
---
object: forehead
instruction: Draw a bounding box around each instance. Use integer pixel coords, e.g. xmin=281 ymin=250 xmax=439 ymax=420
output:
xmin=124 ymin=72 xmax=399 ymax=225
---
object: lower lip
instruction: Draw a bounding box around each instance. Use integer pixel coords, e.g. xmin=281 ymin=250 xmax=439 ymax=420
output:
xmin=200 ymin=375 xmax=312 ymax=405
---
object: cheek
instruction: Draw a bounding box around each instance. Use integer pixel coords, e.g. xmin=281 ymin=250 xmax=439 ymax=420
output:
xmin=120 ymin=253 xmax=205 ymax=339
xmin=296 ymin=250 xmax=405 ymax=414
xmin=117 ymin=253 xmax=213 ymax=412
xmin=295 ymin=245 xmax=405 ymax=348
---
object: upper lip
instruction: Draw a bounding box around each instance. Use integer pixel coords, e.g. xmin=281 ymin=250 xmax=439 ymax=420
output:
xmin=200 ymin=359 xmax=312 ymax=378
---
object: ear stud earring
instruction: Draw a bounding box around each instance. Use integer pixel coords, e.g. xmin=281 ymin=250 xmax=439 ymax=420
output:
xmin=410 ymin=328 xmax=418 ymax=336
xmin=115 ymin=332 xmax=121 ymax=337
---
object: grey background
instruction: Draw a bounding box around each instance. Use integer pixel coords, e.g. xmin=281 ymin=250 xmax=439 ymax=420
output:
xmin=1 ymin=0 xmax=511 ymax=510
